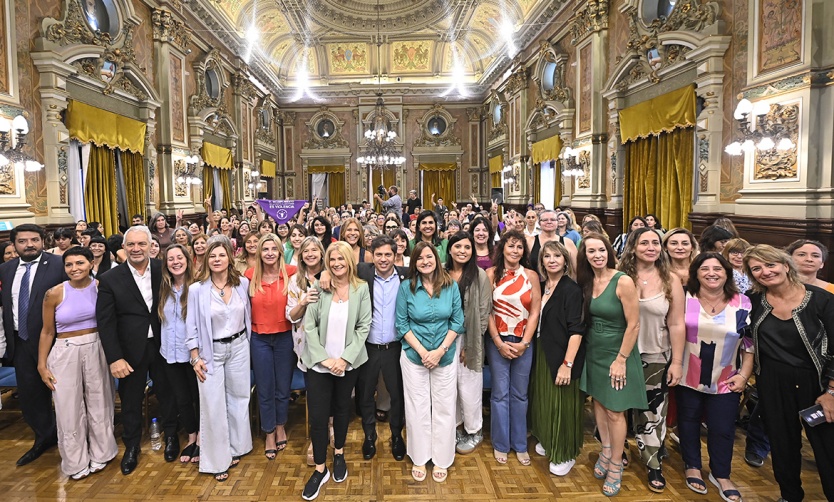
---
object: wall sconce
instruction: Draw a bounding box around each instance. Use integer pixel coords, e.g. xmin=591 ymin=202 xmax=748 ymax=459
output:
xmin=724 ymin=99 xmax=796 ymax=156
xmin=175 ymin=155 xmax=202 ymax=185
xmin=560 ymin=147 xmax=589 ymax=177
xmin=0 ymin=115 xmax=43 ymax=172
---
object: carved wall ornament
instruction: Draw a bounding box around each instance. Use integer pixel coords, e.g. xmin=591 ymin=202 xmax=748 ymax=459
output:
xmin=571 ymin=0 xmax=609 ymax=46
xmin=505 ymin=66 xmax=529 ymax=95
xmin=303 ymin=107 xmax=349 ymax=149
xmin=233 ymin=70 xmax=258 ymax=102
xmin=753 ymin=103 xmax=799 ymax=181
xmin=173 ymin=159 xmax=188 ymax=197
xmin=58 ymin=147 xmax=68 ymax=204
xmin=44 ymin=0 xmax=116 ymax=47
xmin=575 ymin=150 xmax=592 ymax=189
xmin=414 ymin=104 xmax=461 ymax=148
xmin=533 ymin=49 xmax=573 ymax=104
xmin=466 ymin=107 xmax=482 ymax=122
xmin=189 ymin=48 xmax=226 ymax=115
xmin=151 ymin=9 xmax=191 ymax=52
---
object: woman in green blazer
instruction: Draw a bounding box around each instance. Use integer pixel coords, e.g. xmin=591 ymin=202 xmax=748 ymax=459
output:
xmin=301 ymin=241 xmax=371 ymax=500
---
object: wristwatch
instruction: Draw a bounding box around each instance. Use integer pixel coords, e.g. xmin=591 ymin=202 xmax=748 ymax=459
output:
xmin=522 ymin=340 xmax=531 ymax=348
xmin=563 ymin=360 xmax=574 ymax=368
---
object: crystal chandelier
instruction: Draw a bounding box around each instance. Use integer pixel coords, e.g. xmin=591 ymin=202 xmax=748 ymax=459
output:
xmin=724 ymin=98 xmax=795 ymax=156
xmin=355 ymin=0 xmax=405 ymax=171
xmin=0 ymin=115 xmax=44 ymax=172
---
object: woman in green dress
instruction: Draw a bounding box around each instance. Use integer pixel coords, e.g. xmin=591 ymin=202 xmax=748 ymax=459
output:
xmin=577 ymin=233 xmax=648 ymax=497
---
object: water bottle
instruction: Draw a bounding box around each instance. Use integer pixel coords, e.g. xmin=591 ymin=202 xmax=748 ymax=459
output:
xmin=150 ymin=417 xmax=162 ymax=451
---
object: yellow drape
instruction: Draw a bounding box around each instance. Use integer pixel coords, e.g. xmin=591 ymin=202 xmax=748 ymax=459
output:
xmin=308 ymin=165 xmax=344 ymax=174
xmin=84 ymin=145 xmax=119 ymax=236
xmin=624 ymin=127 xmax=694 ymax=231
xmin=261 ymin=159 xmax=276 ymax=178
xmin=203 ymin=165 xmax=214 ymax=203
xmin=419 ymin=163 xmax=455 ymax=211
xmin=531 ymin=135 xmax=563 ymax=164
xmin=488 ymin=155 xmax=503 ymax=174
xmin=371 ymin=168 xmax=396 ymax=212
xmin=219 ymin=169 xmax=232 ymax=209
xmin=66 ymin=101 xmax=147 ymax=154
xmin=533 ymin=163 xmax=541 ymax=204
xmin=553 ymin=161 xmax=562 ymax=208
xmin=121 ymin=150 xmax=146 ymax=221
xmin=619 ymin=85 xmax=697 ymax=144
xmin=329 ymin=171 xmax=346 ymax=207
xmin=201 ymin=142 xmax=233 ymax=170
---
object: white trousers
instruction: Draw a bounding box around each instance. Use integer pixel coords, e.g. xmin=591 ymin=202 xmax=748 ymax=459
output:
xmin=455 ymin=342 xmax=483 ymax=434
xmin=47 ymin=333 xmax=118 ymax=476
xmin=198 ymin=335 xmax=252 ymax=473
xmin=400 ymin=351 xmax=457 ymax=468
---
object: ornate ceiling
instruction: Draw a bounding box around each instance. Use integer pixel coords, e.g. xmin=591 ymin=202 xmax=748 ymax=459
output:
xmin=199 ymin=0 xmax=569 ymax=99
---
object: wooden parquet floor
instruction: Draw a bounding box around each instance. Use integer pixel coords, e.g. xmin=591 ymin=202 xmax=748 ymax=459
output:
xmin=0 ymin=388 xmax=827 ymax=501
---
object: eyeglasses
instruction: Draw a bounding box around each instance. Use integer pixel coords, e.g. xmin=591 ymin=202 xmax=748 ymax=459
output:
xmin=728 ymin=250 xmax=744 ymax=256
xmin=385 ymin=225 xmax=399 ymax=230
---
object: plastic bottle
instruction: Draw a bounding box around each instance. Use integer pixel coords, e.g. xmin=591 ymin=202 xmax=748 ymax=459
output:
xmin=150 ymin=417 xmax=162 ymax=451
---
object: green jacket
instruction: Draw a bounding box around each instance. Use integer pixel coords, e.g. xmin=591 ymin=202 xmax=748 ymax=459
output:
xmin=301 ymin=281 xmax=372 ymax=369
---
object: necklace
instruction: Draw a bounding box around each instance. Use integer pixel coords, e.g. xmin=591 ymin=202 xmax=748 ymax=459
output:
xmin=211 ymin=278 xmax=229 ymax=297
xmin=544 ymin=279 xmax=558 ymax=296
xmin=699 ymin=294 xmax=724 ymax=313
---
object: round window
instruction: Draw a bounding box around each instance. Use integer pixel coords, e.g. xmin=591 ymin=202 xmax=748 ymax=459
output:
xmin=205 ymin=68 xmax=220 ymax=100
xmin=641 ymin=0 xmax=677 ymax=24
xmin=317 ymin=119 xmax=335 ymax=138
xmin=427 ymin=116 xmax=446 ymax=137
xmin=81 ymin=0 xmax=120 ymax=38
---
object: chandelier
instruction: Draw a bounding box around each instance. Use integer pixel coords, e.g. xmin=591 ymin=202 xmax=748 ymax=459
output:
xmin=176 ymin=155 xmax=203 ymax=185
xmin=724 ymin=98 xmax=795 ymax=156
xmin=355 ymin=0 xmax=406 ymax=171
xmin=560 ymin=147 xmax=588 ymax=177
xmin=0 ymin=115 xmax=43 ymax=172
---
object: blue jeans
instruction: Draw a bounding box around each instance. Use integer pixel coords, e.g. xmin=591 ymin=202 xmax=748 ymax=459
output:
xmin=745 ymin=400 xmax=771 ymax=458
xmin=485 ymin=335 xmax=533 ymax=453
xmin=251 ymin=331 xmax=296 ymax=433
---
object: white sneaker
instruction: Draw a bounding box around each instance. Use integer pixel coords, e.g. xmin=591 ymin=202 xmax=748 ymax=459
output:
xmin=549 ymin=459 xmax=575 ymax=476
xmin=89 ymin=461 xmax=107 ymax=473
xmin=534 ymin=442 xmax=547 ymax=456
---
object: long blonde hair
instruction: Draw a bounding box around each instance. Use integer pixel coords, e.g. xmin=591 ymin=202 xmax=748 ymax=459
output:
xmin=158 ymin=244 xmax=193 ymax=323
xmin=339 ymin=218 xmax=365 ymax=249
xmin=249 ymin=233 xmax=290 ymax=296
xmin=324 ymin=241 xmax=363 ymax=290
xmin=294 ymin=236 xmax=325 ymax=291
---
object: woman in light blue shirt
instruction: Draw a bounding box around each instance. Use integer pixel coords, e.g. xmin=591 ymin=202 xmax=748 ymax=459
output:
xmin=396 ymin=241 xmax=464 ymax=483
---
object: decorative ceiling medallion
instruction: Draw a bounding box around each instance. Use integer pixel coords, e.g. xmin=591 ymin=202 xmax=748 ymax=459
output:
xmin=307 ymin=0 xmax=451 ymax=36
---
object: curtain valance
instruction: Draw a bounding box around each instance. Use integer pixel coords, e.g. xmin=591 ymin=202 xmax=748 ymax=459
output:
xmin=66 ymin=100 xmax=146 ymax=154
xmin=488 ymin=155 xmax=503 ymax=174
xmin=201 ymin=142 xmax=233 ymax=170
xmin=260 ymin=159 xmax=276 ymax=178
xmin=308 ymin=165 xmax=344 ymax=174
xmin=619 ymin=84 xmax=697 ymax=144
xmin=419 ymin=162 xmax=456 ymax=172
xmin=531 ymin=135 xmax=563 ymax=164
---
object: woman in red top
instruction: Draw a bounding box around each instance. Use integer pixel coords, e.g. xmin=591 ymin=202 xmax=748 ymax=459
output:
xmin=245 ymin=233 xmax=297 ymax=459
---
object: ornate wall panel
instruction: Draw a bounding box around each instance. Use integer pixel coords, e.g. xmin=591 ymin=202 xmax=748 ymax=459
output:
xmin=170 ymin=54 xmax=185 ymax=143
xmin=327 ymin=43 xmax=369 ymax=74
xmin=0 ymin=0 xmax=9 ymax=98
xmin=757 ymin=0 xmax=802 ymax=75
xmin=578 ymin=42 xmax=593 ymax=134
xmin=721 ymin=0 xmax=749 ymax=202
xmin=391 ymin=41 xmax=432 ymax=73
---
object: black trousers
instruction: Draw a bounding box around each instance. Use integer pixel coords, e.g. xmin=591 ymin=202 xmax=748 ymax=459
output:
xmin=758 ymin=357 xmax=834 ymax=502
xmin=13 ymin=334 xmax=57 ymax=444
xmin=161 ymin=361 xmax=199 ymax=437
xmin=118 ymin=340 xmax=171 ymax=449
xmin=357 ymin=343 xmax=404 ymax=437
xmin=307 ymin=369 xmax=360 ymax=466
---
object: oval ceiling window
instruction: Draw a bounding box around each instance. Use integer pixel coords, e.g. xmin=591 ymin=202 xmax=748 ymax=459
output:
xmin=205 ymin=68 xmax=220 ymax=100
xmin=427 ymin=116 xmax=447 ymax=137
xmin=317 ymin=118 xmax=335 ymax=138
xmin=641 ymin=0 xmax=677 ymax=24
xmin=82 ymin=0 xmax=120 ymax=38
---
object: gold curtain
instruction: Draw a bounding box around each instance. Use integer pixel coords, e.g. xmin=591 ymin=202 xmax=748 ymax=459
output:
xmin=489 ymin=155 xmax=503 ymax=188
xmin=533 ymin=163 xmax=541 ymax=205
xmin=531 ymin=135 xmax=563 ymax=164
xmin=121 ymin=150 xmax=146 ymax=221
xmin=66 ymin=101 xmax=146 ymax=154
xmin=329 ymin=171 xmax=346 ymax=207
xmin=308 ymin=165 xmax=344 ymax=174
xmin=553 ymin=161 xmax=562 ymax=209
xmin=84 ymin=145 xmax=119 ymax=236
xmin=619 ymin=84 xmax=697 ymax=143
xmin=201 ymin=142 xmax=233 ymax=170
xmin=371 ymin=168 xmax=396 ymax=211
xmin=261 ymin=159 xmax=276 ymax=178
xmin=419 ymin=162 xmax=455 ymax=211
xmin=219 ymin=169 xmax=232 ymax=209
xmin=203 ymin=165 xmax=214 ymax=203
xmin=624 ymin=127 xmax=694 ymax=231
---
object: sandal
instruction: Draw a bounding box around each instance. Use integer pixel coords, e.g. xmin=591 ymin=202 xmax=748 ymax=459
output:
xmin=516 ymin=451 xmax=531 ymax=466
xmin=594 ymin=445 xmax=612 ymax=479
xmin=685 ymin=467 xmax=708 ymax=495
xmin=709 ymin=473 xmax=742 ymax=502
xmin=230 ymin=456 xmax=240 ymax=469
xmin=432 ymin=466 xmax=448 ymax=483
xmin=190 ymin=445 xmax=200 ymax=464
xmin=621 ymin=440 xmax=629 ymax=468
xmin=180 ymin=442 xmax=198 ymax=463
xmin=602 ymin=461 xmax=623 ymax=497
xmin=215 ymin=471 xmax=229 ymax=482
xmin=411 ymin=464 xmax=427 ymax=482
xmin=648 ymin=467 xmax=666 ymax=493
xmin=493 ymin=449 xmax=508 ymax=465
xmin=265 ymin=448 xmax=278 ymax=460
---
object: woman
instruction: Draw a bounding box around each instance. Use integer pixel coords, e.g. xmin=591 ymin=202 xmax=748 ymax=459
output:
xmin=556 ymin=211 xmax=582 ymax=246
xmin=107 ymin=234 xmax=127 ymax=264
xmin=390 ymin=229 xmax=410 ymax=267
xmin=363 ymin=225 xmax=380 ymax=250
xmin=150 ymin=212 xmax=175 ymax=253
xmin=219 ymin=217 xmax=235 ymax=243
xmin=612 ymin=216 xmax=647 ymax=258
xmin=234 ymin=232 xmax=260 ymax=275
xmin=396 ymin=242 xmax=464 ymax=483
xmin=188 ymin=222 xmax=201 ymax=237
xmin=37 ymin=247 xmax=118 ymax=479
xmin=618 ymin=228 xmax=686 ymax=492
xmin=301 ymin=241 xmax=371 ymax=500
xmin=445 ymin=220 xmax=462 ymax=238
xmin=276 ymin=223 xmax=290 ymax=244
xmin=744 ymin=245 xmax=834 ymax=502
xmin=310 ymin=216 xmax=335 ymax=253
xmin=663 ymin=228 xmax=699 ymax=287
xmin=149 ymin=237 xmax=162 ymax=260
xmin=722 ymin=238 xmax=752 ymax=293
xmin=577 ymin=233 xmax=647 ymax=497
xmin=699 ymin=225 xmax=733 ymax=253
xmin=186 ymin=237 xmax=253 ymax=482
xmin=678 ymin=252 xmax=752 ymax=501
xmin=173 ymin=227 xmax=192 ymax=248
xmin=258 ymin=219 xmax=275 ymax=236
xmin=409 ymin=210 xmax=449 ymax=263
xmin=712 ymin=217 xmax=740 ymax=238
xmin=1 ymin=240 xmax=17 ymax=263
xmin=47 ymin=227 xmax=75 ymax=256
xmin=644 ymin=214 xmax=665 ymax=237
xmin=531 ymin=240 xmax=585 ymax=476
xmin=159 ymin=244 xmax=200 ymax=464
xmin=235 ymin=221 xmax=251 ymax=251
xmin=486 ymin=230 xmax=542 ymax=466
xmin=470 ymin=216 xmax=494 ymax=270
xmin=445 ymin=232 xmax=491 ymax=455
xmin=787 ymin=239 xmax=834 ymax=293
xmin=339 ymin=218 xmax=368 ymax=264
xmin=88 ymin=236 xmax=114 ymax=278
xmin=191 ymin=233 xmax=208 ymax=275
xmin=75 ymin=220 xmax=88 ymax=240
xmin=245 ymin=234 xmax=297 ymax=460
xmin=284 ymin=224 xmax=308 ymax=266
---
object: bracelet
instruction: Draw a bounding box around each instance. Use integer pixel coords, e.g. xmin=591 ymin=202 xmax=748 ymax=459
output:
xmin=190 ymin=357 xmax=200 ymax=366
xmin=617 ymin=352 xmax=628 ymax=360
xmin=441 ymin=345 xmax=449 ymax=353
xmin=827 ymin=388 xmax=834 ymax=398
xmin=522 ymin=340 xmax=531 ymax=348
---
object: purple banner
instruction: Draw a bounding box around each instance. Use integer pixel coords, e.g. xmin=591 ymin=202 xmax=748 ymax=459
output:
xmin=256 ymin=199 xmax=307 ymax=226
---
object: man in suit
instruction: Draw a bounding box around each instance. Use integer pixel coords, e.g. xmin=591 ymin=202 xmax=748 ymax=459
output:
xmin=97 ymin=225 xmax=172 ymax=474
xmin=356 ymin=235 xmax=407 ymax=461
xmin=0 ymin=223 xmax=66 ymax=466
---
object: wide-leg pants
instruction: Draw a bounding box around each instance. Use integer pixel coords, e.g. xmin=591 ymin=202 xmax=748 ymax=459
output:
xmin=47 ymin=333 xmax=118 ymax=476
xmin=455 ymin=341 xmax=483 ymax=434
xmin=633 ymin=354 xmax=670 ymax=470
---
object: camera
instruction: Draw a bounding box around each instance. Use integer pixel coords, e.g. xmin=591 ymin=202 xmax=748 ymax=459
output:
xmin=377 ymin=185 xmax=387 ymax=197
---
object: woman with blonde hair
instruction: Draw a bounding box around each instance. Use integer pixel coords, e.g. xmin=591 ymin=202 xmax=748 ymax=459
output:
xmin=339 ymin=217 xmax=369 ymax=264
xmin=722 ymin=238 xmax=752 ymax=293
xmin=663 ymin=228 xmax=699 ymax=286
xmin=186 ymin=237 xmax=252 ymax=482
xmin=191 ymin=233 xmax=209 ymax=276
xmin=234 ymin=232 xmax=260 ymax=275
xmin=245 ymin=233 xmax=297 ymax=460
xmin=301 ymin=241 xmax=371 ymax=499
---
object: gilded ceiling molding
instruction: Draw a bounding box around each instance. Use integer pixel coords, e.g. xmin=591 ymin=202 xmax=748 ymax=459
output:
xmin=414 ymin=104 xmax=461 ymax=148
xmin=570 ymin=0 xmax=609 ymax=46
xmin=303 ymin=107 xmax=349 ymax=150
xmin=151 ymin=9 xmax=192 ymax=52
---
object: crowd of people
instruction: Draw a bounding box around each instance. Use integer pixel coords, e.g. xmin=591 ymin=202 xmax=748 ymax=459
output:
xmin=1 ymin=185 xmax=833 ymax=502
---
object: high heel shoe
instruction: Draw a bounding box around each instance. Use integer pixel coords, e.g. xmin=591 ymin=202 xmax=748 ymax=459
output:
xmin=603 ymin=460 xmax=623 ymax=497
xmin=594 ymin=445 xmax=612 ymax=479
